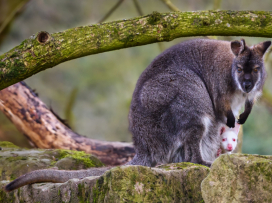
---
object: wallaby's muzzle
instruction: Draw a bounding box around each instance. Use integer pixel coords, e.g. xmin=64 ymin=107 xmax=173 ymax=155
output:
xmin=243 ymin=81 xmax=253 ymax=93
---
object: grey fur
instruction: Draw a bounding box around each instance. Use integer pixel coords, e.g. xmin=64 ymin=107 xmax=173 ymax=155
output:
xmin=5 ymin=38 xmax=271 ymax=192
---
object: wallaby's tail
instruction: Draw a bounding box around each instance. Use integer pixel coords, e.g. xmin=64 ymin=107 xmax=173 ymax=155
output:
xmin=4 ymin=167 xmax=111 ymax=192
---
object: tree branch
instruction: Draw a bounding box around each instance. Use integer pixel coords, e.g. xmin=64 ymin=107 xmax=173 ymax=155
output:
xmin=0 ymin=82 xmax=135 ymax=166
xmin=0 ymin=10 xmax=272 ymax=90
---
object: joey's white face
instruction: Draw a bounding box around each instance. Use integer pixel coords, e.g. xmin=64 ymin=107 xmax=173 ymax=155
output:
xmin=221 ymin=131 xmax=238 ymax=153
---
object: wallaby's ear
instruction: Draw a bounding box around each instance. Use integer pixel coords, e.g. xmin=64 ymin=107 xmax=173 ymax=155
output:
xmin=254 ymin=41 xmax=271 ymax=56
xmin=231 ymin=39 xmax=245 ymax=56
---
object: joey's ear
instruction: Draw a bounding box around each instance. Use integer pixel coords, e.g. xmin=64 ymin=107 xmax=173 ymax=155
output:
xmin=231 ymin=39 xmax=245 ymax=56
xmin=254 ymin=41 xmax=271 ymax=56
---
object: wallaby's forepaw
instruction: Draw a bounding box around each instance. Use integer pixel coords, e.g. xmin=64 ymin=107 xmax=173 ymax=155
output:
xmin=226 ymin=116 xmax=235 ymax=128
xmin=237 ymin=113 xmax=248 ymax=125
xmin=226 ymin=110 xmax=235 ymax=128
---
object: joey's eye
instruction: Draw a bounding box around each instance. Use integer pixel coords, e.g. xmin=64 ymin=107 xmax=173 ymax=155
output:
xmin=237 ymin=67 xmax=242 ymax=73
xmin=232 ymin=138 xmax=236 ymax=142
xmin=222 ymin=138 xmax=226 ymax=142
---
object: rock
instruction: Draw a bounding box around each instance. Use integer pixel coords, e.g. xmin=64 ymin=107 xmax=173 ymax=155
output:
xmin=0 ymin=141 xmax=104 ymax=181
xmin=201 ymin=154 xmax=272 ymax=203
xmin=0 ymin=161 xmax=209 ymax=202
xmin=93 ymin=163 xmax=209 ymax=202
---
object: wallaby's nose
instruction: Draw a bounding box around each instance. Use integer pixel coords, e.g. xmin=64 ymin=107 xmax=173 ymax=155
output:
xmin=243 ymin=81 xmax=252 ymax=92
xmin=227 ymin=144 xmax=233 ymax=151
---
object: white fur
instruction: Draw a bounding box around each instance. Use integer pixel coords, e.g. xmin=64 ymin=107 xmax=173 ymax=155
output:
xmin=220 ymin=129 xmax=238 ymax=154
xmin=200 ymin=115 xmax=217 ymax=162
xmin=234 ymin=72 xmax=244 ymax=93
xmin=231 ymin=91 xmax=246 ymax=117
xmin=202 ymin=116 xmax=212 ymax=137
xmin=219 ymin=123 xmax=240 ymax=155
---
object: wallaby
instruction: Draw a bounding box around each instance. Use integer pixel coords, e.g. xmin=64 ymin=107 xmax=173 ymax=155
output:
xmin=217 ymin=123 xmax=240 ymax=156
xmin=4 ymin=38 xmax=271 ymax=192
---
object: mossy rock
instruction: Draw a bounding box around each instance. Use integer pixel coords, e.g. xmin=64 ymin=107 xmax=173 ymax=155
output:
xmin=93 ymin=163 xmax=209 ymax=202
xmin=201 ymin=154 xmax=272 ymax=203
xmin=0 ymin=163 xmax=209 ymax=203
xmin=0 ymin=141 xmax=103 ymax=181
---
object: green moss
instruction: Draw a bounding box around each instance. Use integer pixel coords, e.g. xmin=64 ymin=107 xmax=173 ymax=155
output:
xmin=9 ymin=174 xmax=16 ymax=181
xmin=202 ymin=154 xmax=272 ymax=202
xmin=0 ymin=62 xmax=5 ymax=68
xmin=0 ymin=141 xmax=19 ymax=148
xmin=93 ymin=175 xmax=110 ymax=203
xmin=92 ymin=164 xmax=208 ymax=202
xmin=157 ymin=162 xmax=209 ymax=170
xmin=78 ymin=183 xmax=86 ymax=203
xmin=147 ymin=11 xmax=161 ymax=25
xmin=57 ymin=149 xmax=103 ymax=168
xmin=10 ymin=52 xmax=19 ymax=58
xmin=193 ymin=17 xmax=211 ymax=27
xmin=6 ymin=156 xmax=28 ymax=162
xmin=0 ymin=189 xmax=16 ymax=203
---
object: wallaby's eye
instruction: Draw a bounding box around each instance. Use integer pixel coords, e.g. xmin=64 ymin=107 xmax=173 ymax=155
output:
xmin=253 ymin=66 xmax=260 ymax=73
xmin=232 ymin=138 xmax=236 ymax=142
xmin=253 ymin=68 xmax=259 ymax=73
xmin=237 ymin=67 xmax=243 ymax=73
xmin=222 ymin=138 xmax=226 ymax=142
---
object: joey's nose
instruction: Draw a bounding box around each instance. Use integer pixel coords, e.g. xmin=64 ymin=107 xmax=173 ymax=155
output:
xmin=227 ymin=144 xmax=233 ymax=151
xmin=243 ymin=81 xmax=252 ymax=92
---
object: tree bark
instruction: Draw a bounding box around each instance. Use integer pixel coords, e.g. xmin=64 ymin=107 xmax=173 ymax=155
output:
xmin=0 ymin=82 xmax=135 ymax=166
xmin=0 ymin=10 xmax=272 ymax=90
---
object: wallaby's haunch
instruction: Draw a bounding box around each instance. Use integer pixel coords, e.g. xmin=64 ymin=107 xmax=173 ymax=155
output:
xmin=4 ymin=39 xmax=271 ymax=192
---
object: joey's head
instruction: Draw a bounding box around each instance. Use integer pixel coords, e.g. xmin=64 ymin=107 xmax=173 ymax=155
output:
xmin=231 ymin=39 xmax=271 ymax=93
xmin=220 ymin=124 xmax=240 ymax=153
xmin=221 ymin=130 xmax=238 ymax=153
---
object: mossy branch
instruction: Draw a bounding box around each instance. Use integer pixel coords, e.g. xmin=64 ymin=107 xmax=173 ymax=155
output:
xmin=1 ymin=10 xmax=272 ymax=90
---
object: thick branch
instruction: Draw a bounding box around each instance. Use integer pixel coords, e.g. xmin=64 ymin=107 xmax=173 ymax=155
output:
xmin=0 ymin=82 xmax=135 ymax=166
xmin=1 ymin=10 xmax=272 ymax=90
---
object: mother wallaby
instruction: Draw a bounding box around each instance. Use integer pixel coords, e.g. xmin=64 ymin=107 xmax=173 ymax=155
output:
xmin=128 ymin=38 xmax=271 ymax=167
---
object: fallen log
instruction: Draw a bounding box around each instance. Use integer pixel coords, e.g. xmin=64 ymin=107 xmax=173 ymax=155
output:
xmin=0 ymin=82 xmax=135 ymax=166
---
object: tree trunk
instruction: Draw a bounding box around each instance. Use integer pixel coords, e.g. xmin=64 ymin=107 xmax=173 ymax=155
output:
xmin=0 ymin=82 xmax=135 ymax=166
